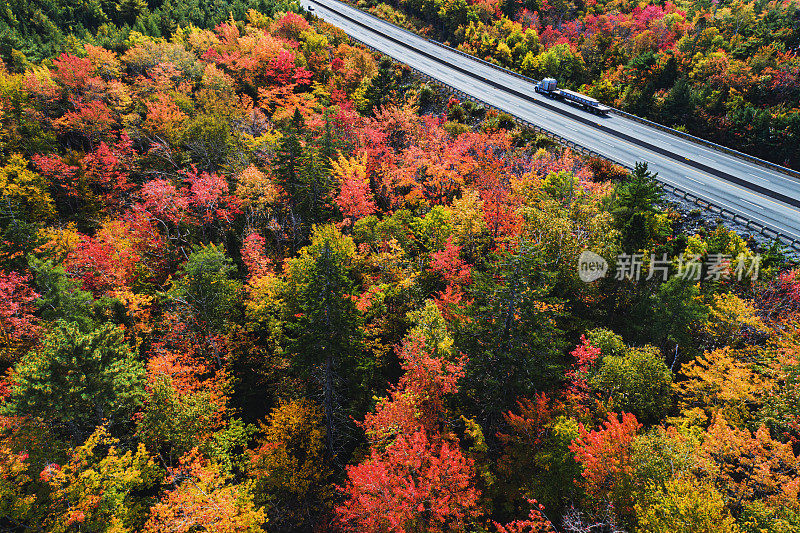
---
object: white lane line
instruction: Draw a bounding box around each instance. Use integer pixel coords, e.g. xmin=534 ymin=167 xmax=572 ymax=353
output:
xmin=749 ymin=173 xmax=771 ymax=184
xmin=739 ymin=198 xmax=762 ymax=207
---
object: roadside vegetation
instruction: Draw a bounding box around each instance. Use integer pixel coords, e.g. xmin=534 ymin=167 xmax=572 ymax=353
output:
xmin=0 ymin=4 xmax=799 ymax=532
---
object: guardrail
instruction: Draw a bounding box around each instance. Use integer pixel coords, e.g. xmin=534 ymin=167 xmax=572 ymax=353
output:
xmin=609 ymin=108 xmax=800 ymax=181
xmin=313 ymin=3 xmax=800 ymax=252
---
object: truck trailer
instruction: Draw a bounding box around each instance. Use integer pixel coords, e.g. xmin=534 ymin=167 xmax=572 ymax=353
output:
xmin=534 ymin=77 xmax=611 ymax=115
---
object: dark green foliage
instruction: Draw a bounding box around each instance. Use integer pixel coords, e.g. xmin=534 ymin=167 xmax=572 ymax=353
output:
xmin=274 ymin=124 xmax=304 ymax=200
xmin=291 ymin=107 xmax=306 ymax=134
xmin=0 ymin=220 xmax=43 ymax=272
xmin=363 ymin=56 xmax=398 ymax=116
xmin=416 ymin=83 xmax=436 ymax=110
xmin=286 ymin=234 xmax=360 ymax=373
xmin=284 ymin=225 xmax=367 ymax=456
xmin=168 ymin=243 xmax=242 ymax=331
xmin=462 ymin=100 xmax=486 ymax=120
xmin=459 ymin=240 xmax=567 ymax=428
xmin=317 ymin=109 xmax=340 ymax=168
xmin=530 ymin=416 xmax=582 ymax=515
xmin=659 ymin=78 xmax=695 ymax=128
xmin=447 ymin=103 xmax=468 ymax=123
xmin=757 ymin=239 xmax=792 ymax=281
xmin=496 ymin=112 xmax=516 ymax=130
xmin=2 ymin=321 xmax=146 ymax=441
xmin=299 ymin=148 xmax=336 ymax=227
xmin=0 ymin=0 xmax=300 ymax=64
xmin=612 ymin=162 xmax=666 ymax=252
xmin=637 ymin=276 xmax=710 ymax=359
xmin=273 ymin=110 xmax=337 ymax=241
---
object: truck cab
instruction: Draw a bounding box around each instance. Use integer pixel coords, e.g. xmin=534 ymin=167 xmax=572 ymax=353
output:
xmin=535 ymin=77 xmax=558 ymax=96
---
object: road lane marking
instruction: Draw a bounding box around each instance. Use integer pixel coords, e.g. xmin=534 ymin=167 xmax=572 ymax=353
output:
xmin=749 ymin=173 xmax=771 ymax=184
xmin=739 ymin=198 xmax=763 ymax=208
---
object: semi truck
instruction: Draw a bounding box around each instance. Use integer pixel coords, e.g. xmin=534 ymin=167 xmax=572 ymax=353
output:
xmin=534 ymin=77 xmax=611 ymax=115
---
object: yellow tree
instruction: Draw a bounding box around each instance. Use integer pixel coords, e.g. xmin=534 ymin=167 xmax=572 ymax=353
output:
xmin=449 ymin=188 xmax=487 ymax=258
xmin=636 ymin=476 xmax=740 ymax=533
xmin=673 ymin=347 xmax=766 ymax=429
xmin=235 ymin=165 xmax=280 ymax=224
xmin=0 ymin=153 xmax=54 ymax=221
xmin=0 ymin=442 xmax=36 ymax=526
xmin=249 ymin=398 xmax=333 ymax=530
xmin=43 ymin=425 xmax=161 ymax=532
xmin=703 ymin=293 xmax=770 ymax=349
xmin=145 ymin=449 xmax=265 ymax=533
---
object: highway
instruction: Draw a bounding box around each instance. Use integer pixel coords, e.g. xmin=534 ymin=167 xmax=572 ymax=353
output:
xmin=303 ymin=0 xmax=800 ymax=250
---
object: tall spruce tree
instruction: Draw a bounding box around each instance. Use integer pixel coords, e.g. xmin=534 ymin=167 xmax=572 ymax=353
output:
xmin=284 ymin=224 xmax=366 ymax=460
xmin=363 ymin=56 xmax=398 ymax=116
xmin=612 ymin=162 xmax=665 ymax=252
xmin=458 ymin=240 xmax=566 ymax=430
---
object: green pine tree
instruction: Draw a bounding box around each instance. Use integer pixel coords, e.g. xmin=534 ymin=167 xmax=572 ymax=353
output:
xmin=2 ymin=321 xmax=146 ymax=441
xmin=275 ymin=125 xmax=304 ymax=200
xmin=284 ymin=224 xmax=366 ymax=458
xmin=458 ymin=240 xmax=567 ymax=429
xmin=363 ymin=56 xmax=398 ymax=116
xmin=612 ymin=162 xmax=665 ymax=252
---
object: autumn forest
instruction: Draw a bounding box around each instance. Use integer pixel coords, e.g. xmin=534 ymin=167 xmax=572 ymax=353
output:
xmin=1 ymin=0 xmax=800 ymax=532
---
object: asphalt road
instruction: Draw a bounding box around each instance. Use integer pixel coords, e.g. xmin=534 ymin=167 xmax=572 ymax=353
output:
xmin=303 ymin=0 xmax=800 ymax=249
